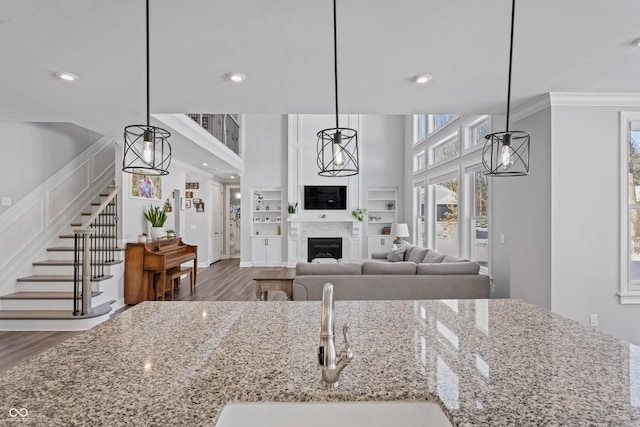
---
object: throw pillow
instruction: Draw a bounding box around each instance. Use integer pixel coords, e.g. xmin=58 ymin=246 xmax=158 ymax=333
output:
xmin=408 ymin=247 xmax=428 ymax=264
xmin=423 ymin=249 xmax=446 ymax=263
xmin=387 ymin=244 xmax=406 ymax=262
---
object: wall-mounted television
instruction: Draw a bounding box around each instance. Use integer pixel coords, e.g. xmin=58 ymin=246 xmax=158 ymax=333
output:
xmin=304 ymin=186 xmax=347 ymax=210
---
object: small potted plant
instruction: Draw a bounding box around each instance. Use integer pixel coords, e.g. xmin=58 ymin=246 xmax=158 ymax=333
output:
xmin=254 ymin=191 xmax=263 ymax=210
xmin=166 ymin=229 xmax=176 ymax=237
xmin=144 ymin=204 xmax=168 ymax=240
xmin=386 ymin=201 xmax=395 ymax=210
xmin=288 ymin=201 xmax=298 ymax=215
xmin=351 ymin=207 xmax=368 ymax=222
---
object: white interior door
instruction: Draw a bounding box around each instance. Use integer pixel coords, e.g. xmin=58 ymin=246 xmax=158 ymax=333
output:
xmin=210 ymin=182 xmax=224 ymax=263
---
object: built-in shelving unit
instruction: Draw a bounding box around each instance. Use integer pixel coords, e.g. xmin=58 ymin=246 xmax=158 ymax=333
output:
xmin=251 ymin=188 xmax=282 ymax=265
xmin=366 ymin=187 xmax=398 ymax=257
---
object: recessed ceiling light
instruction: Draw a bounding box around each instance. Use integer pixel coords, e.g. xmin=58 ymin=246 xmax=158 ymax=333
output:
xmin=202 ymin=162 xmax=208 ymax=166
xmin=413 ymin=74 xmax=433 ymax=84
xmin=226 ymin=72 xmax=247 ymax=83
xmin=633 ymin=38 xmax=640 ymax=47
xmin=55 ymin=71 xmax=79 ymax=82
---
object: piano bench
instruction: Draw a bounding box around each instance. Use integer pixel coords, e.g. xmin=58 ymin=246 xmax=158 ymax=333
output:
xmin=168 ymin=266 xmax=195 ymax=293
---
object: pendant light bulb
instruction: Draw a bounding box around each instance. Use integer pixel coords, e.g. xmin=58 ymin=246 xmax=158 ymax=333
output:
xmin=142 ymin=130 xmax=153 ymax=164
xmin=332 ymin=131 xmax=345 ymax=166
xmin=500 ymin=143 xmax=514 ymax=169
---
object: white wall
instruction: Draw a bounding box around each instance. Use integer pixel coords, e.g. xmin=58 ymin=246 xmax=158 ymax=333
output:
xmin=0 ymin=122 xmax=102 ymax=215
xmin=241 ymin=114 xmax=287 ymax=265
xmin=551 ymin=104 xmax=640 ymax=345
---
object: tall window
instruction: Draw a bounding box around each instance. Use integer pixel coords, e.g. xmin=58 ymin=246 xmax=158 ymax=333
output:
xmin=414 ymin=150 xmax=426 ymax=172
xmin=621 ymin=113 xmax=640 ymax=303
xmin=470 ymin=170 xmax=489 ymax=267
xmin=429 ymin=114 xmax=457 ymax=134
xmin=414 ymin=183 xmax=426 ymax=247
xmin=467 ymin=116 xmax=490 ymax=148
xmin=415 ymin=115 xmax=427 ymax=143
xmin=433 ymin=177 xmax=459 ymax=256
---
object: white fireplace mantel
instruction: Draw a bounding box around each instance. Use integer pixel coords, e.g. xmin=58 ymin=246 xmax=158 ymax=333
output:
xmin=286 ymin=217 xmax=362 ymax=265
xmin=287 ymin=217 xmax=361 ymax=239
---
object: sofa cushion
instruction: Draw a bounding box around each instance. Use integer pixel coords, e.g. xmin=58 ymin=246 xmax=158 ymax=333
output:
xmin=442 ymin=254 xmax=468 ymax=263
xmin=403 ymin=243 xmax=416 ymax=261
xmin=408 ymin=247 xmax=428 ymax=264
xmin=363 ymin=261 xmax=416 ymax=275
xmin=423 ymin=249 xmax=446 ymax=263
xmin=296 ymin=262 xmax=362 ymax=275
xmin=417 ymin=262 xmax=480 ymax=275
xmin=387 ymin=244 xmax=406 ymax=262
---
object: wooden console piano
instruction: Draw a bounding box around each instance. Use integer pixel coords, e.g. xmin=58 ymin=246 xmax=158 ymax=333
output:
xmin=125 ymin=238 xmax=197 ymax=304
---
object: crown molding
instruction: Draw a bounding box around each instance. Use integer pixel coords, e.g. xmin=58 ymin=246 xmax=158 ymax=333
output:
xmin=511 ymin=93 xmax=640 ymax=122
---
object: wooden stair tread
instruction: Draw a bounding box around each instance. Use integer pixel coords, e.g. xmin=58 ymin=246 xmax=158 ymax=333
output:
xmin=81 ymin=212 xmax=117 ymax=216
xmin=0 ymin=291 xmax=101 ymax=300
xmin=70 ymin=223 xmax=116 ymax=227
xmin=90 ymin=202 xmax=115 ymax=206
xmin=0 ymin=301 xmax=114 ymax=320
xmin=47 ymin=246 xmax=124 ymax=252
xmin=16 ymin=275 xmax=113 ymax=282
xmin=32 ymin=260 xmax=122 ymax=266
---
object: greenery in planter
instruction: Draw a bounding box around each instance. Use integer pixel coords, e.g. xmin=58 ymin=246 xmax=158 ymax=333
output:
xmin=351 ymin=207 xmax=368 ymax=222
xmin=386 ymin=201 xmax=395 ymax=210
xmin=254 ymin=191 xmax=263 ymax=204
xmin=166 ymin=229 xmax=175 ymax=236
xmin=288 ymin=201 xmax=298 ymax=214
xmin=144 ymin=205 xmax=168 ymax=227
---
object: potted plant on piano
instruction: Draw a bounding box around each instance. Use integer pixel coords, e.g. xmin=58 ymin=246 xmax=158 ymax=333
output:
xmin=144 ymin=204 xmax=168 ymax=240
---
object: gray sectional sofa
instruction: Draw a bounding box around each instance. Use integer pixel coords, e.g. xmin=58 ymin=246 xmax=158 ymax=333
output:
xmin=292 ymin=244 xmax=490 ymax=301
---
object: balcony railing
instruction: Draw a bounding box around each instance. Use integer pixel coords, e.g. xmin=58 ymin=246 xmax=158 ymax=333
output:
xmin=188 ymin=114 xmax=240 ymax=156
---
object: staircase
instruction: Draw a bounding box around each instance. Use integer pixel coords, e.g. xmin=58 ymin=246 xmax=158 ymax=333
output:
xmin=0 ymin=186 xmax=123 ymax=331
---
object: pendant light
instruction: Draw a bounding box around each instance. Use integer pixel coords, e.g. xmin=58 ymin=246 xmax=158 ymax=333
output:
xmin=122 ymin=0 xmax=172 ymax=176
xmin=317 ymin=0 xmax=359 ymax=177
xmin=482 ymin=0 xmax=530 ymax=177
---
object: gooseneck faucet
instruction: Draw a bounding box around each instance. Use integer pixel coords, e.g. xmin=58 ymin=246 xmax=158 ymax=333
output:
xmin=318 ymin=283 xmax=353 ymax=388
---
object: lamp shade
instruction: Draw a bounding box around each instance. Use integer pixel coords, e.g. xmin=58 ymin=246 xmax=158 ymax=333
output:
xmin=390 ymin=223 xmax=410 ymax=239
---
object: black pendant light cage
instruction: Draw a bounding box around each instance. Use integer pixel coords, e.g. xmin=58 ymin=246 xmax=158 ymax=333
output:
xmin=123 ymin=125 xmax=172 ymax=176
xmin=317 ymin=0 xmax=359 ymax=177
xmin=317 ymin=127 xmax=359 ymax=177
xmin=122 ymin=0 xmax=172 ymax=176
xmin=482 ymin=0 xmax=530 ymax=177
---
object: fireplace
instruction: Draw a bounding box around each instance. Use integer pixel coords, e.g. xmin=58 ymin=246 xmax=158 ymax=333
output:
xmin=308 ymin=237 xmax=342 ymax=262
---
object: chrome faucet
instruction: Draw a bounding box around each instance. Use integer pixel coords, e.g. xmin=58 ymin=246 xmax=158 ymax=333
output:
xmin=318 ymin=282 xmax=353 ymax=388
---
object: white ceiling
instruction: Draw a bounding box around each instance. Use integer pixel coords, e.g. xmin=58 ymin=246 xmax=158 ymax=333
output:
xmin=2 ymin=0 xmax=640 ymax=174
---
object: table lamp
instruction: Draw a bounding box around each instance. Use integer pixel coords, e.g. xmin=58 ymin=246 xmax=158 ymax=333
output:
xmin=390 ymin=223 xmax=410 ymax=244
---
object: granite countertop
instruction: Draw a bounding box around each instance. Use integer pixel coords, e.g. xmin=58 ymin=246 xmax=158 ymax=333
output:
xmin=1 ymin=299 xmax=639 ymax=426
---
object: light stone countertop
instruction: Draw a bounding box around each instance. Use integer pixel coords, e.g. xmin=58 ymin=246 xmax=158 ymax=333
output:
xmin=1 ymin=299 xmax=639 ymax=426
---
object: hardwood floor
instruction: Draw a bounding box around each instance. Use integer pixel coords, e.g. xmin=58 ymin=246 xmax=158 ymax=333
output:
xmin=0 ymin=259 xmax=288 ymax=374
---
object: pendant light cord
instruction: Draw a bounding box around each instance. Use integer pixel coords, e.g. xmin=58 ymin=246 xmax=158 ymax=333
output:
xmin=333 ymin=0 xmax=339 ymax=130
xmin=146 ymin=0 xmax=150 ymax=127
xmin=505 ymin=0 xmax=515 ymax=132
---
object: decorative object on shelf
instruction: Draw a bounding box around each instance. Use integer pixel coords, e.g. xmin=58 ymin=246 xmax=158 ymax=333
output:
xmin=254 ymin=191 xmax=263 ymax=204
xmin=138 ymin=233 xmax=148 ymax=243
xmin=351 ymin=207 xmax=368 ymax=222
xmin=254 ymin=216 xmax=260 ymax=222
xmin=390 ymin=223 xmax=410 ymax=244
xmin=276 ymin=216 xmax=281 ymax=222
xmin=316 ymin=0 xmax=359 ymax=177
xmin=321 ymin=214 xmax=327 ymax=219
xmin=186 ymin=182 xmax=200 ymax=189
xmin=266 ymin=205 xmax=270 ymax=211
xmin=386 ymin=201 xmax=395 ymax=210
xmin=288 ymin=201 xmax=298 ymax=214
xmin=369 ymin=215 xmax=381 ymax=222
xmin=163 ymin=198 xmax=172 ymax=212
xmin=277 ymin=225 xmax=281 ymax=235
xmin=265 ymin=216 xmax=271 ymax=222
xmin=482 ymin=0 xmax=530 ymax=177
xmin=122 ymin=0 xmax=171 ymax=176
xmin=381 ymin=226 xmax=391 ymax=235
xmin=166 ymin=229 xmax=175 ymax=237
xmin=144 ymin=204 xmax=168 ymax=240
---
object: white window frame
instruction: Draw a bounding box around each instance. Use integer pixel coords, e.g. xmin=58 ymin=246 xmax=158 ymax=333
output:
xmin=429 ymin=131 xmax=460 ymax=167
xmin=428 ymin=114 xmax=459 ymax=136
xmin=620 ymin=112 xmax=640 ymax=304
xmin=428 ymin=168 xmax=460 ymax=256
xmin=414 ymin=114 xmax=428 ymax=144
xmin=413 ymin=150 xmax=426 ymax=173
xmin=413 ymin=179 xmax=426 ymax=248
xmin=463 ymin=115 xmax=491 ymax=152
xmin=464 ymin=163 xmax=490 ymax=274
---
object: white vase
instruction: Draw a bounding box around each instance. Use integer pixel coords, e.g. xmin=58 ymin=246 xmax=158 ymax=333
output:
xmin=150 ymin=227 xmax=165 ymax=240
